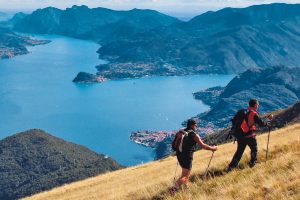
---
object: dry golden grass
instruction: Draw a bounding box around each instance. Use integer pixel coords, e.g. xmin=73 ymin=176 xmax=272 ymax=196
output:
xmin=24 ymin=124 xmax=300 ymax=200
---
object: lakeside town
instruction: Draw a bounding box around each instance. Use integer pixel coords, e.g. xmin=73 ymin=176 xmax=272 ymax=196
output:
xmin=130 ymin=123 xmax=217 ymax=148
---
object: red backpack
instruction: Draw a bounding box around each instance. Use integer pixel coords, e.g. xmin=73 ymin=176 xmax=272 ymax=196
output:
xmin=229 ymin=108 xmax=257 ymax=138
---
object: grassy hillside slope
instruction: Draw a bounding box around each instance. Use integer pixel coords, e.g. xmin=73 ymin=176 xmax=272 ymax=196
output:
xmin=24 ymin=123 xmax=300 ymax=200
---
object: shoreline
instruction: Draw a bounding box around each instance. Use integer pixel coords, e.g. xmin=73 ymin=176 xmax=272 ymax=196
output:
xmin=0 ymin=37 xmax=50 ymax=59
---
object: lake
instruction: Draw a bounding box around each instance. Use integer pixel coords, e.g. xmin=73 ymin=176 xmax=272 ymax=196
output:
xmin=0 ymin=35 xmax=234 ymax=166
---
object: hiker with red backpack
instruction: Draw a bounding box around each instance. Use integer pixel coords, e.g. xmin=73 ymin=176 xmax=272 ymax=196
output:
xmin=170 ymin=118 xmax=217 ymax=193
xmin=227 ymin=98 xmax=273 ymax=171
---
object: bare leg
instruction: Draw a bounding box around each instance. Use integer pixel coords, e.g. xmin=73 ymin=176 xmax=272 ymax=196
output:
xmin=175 ymin=168 xmax=191 ymax=188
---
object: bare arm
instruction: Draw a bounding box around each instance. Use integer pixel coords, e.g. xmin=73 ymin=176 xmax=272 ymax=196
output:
xmin=194 ymin=134 xmax=217 ymax=151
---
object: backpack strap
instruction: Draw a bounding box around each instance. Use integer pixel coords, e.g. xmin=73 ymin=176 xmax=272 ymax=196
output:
xmin=240 ymin=109 xmax=252 ymax=134
xmin=178 ymin=130 xmax=193 ymax=153
xmin=178 ymin=131 xmax=188 ymax=153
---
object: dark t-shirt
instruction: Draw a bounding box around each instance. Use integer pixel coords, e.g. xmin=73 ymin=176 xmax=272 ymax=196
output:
xmin=181 ymin=128 xmax=197 ymax=158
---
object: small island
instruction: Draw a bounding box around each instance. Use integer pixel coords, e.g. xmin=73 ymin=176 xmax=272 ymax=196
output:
xmin=73 ymin=72 xmax=107 ymax=83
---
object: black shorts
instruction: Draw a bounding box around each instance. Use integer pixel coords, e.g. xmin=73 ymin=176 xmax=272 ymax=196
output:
xmin=176 ymin=151 xmax=193 ymax=170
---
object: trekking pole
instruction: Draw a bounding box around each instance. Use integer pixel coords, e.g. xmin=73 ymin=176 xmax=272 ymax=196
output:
xmin=173 ymin=162 xmax=179 ymax=186
xmin=266 ymin=126 xmax=271 ymax=161
xmin=203 ymin=151 xmax=215 ymax=180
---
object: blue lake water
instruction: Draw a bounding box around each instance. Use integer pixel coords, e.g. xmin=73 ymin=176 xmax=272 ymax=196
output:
xmin=0 ymin=35 xmax=234 ymax=166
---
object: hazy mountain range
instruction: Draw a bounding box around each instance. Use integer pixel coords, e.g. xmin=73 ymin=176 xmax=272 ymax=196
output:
xmin=97 ymin=3 xmax=300 ymax=76
xmin=5 ymin=3 xmax=300 ymax=79
xmin=12 ymin=5 xmax=179 ymax=43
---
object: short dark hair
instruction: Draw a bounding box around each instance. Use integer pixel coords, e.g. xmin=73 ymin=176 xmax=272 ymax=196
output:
xmin=249 ymin=98 xmax=258 ymax=107
xmin=187 ymin=118 xmax=197 ymax=129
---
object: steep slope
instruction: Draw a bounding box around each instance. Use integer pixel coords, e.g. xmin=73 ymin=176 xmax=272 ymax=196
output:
xmin=13 ymin=5 xmax=179 ymax=43
xmin=271 ymin=101 xmax=300 ymax=127
xmin=0 ymin=129 xmax=122 ymax=200
xmin=23 ymin=123 xmax=300 ymax=200
xmin=14 ymin=7 xmax=62 ymax=34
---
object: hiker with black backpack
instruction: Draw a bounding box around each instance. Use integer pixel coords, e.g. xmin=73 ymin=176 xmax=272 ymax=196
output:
xmin=170 ymin=118 xmax=217 ymax=193
xmin=227 ymin=99 xmax=273 ymax=171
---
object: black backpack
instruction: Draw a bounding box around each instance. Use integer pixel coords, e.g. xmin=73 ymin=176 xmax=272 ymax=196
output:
xmin=228 ymin=109 xmax=249 ymax=139
xmin=171 ymin=130 xmax=191 ymax=152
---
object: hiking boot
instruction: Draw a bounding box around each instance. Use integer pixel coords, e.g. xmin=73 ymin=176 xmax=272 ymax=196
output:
xmin=226 ymin=166 xmax=235 ymax=172
xmin=169 ymin=186 xmax=179 ymax=195
xmin=249 ymin=161 xmax=256 ymax=168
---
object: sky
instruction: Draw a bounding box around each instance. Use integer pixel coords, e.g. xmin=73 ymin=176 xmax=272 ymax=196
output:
xmin=1 ymin=0 xmax=300 ymax=18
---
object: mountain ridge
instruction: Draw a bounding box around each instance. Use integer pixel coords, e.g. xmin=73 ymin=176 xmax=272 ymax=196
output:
xmin=13 ymin=5 xmax=179 ymax=43
xmin=95 ymin=3 xmax=300 ymax=79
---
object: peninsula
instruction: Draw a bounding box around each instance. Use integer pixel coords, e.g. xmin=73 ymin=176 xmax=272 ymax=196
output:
xmin=0 ymin=28 xmax=50 ymax=59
